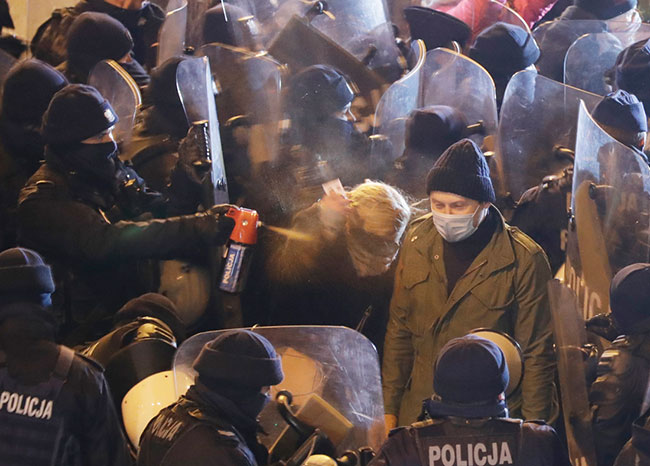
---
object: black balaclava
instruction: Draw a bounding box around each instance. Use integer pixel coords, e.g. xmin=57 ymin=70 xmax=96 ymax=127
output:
xmin=0 ymin=59 xmax=68 ymax=171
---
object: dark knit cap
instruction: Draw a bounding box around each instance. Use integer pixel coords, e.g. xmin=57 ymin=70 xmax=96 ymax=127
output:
xmin=593 ymin=90 xmax=648 ymax=133
xmin=434 ymin=334 xmax=509 ymax=404
xmin=115 ymin=292 xmax=186 ymax=341
xmin=67 ymin=12 xmax=134 ymax=81
xmin=288 ymin=65 xmax=355 ymax=115
xmin=0 ymin=248 xmax=55 ymax=318
xmin=405 ymin=105 xmax=468 ymax=154
xmin=469 ymin=22 xmax=540 ymax=80
xmin=1 ymin=59 xmax=68 ymax=124
xmin=425 ymin=138 xmax=495 ymax=202
xmin=610 ymin=263 xmax=650 ymax=333
xmin=575 ymin=0 xmax=637 ymax=20
xmin=202 ymin=3 xmax=258 ymax=48
xmin=146 ymin=55 xmax=190 ymax=107
xmin=615 ymin=39 xmax=650 ymax=114
xmin=42 ymin=84 xmax=118 ymax=145
xmin=193 ymin=329 xmax=284 ymax=388
xmin=404 ymin=6 xmax=471 ymax=50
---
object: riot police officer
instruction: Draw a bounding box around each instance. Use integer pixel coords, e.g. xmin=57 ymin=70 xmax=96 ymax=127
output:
xmin=0 ymin=59 xmax=68 ymax=250
xmin=0 ymin=247 xmax=131 ymax=466
xmin=371 ymin=334 xmax=570 ymax=466
xmin=590 ymin=263 xmax=650 ymax=466
xmin=137 ymin=329 xmax=284 ymax=466
xmin=65 ymin=12 xmax=149 ymax=88
xmin=17 ymin=84 xmax=235 ymax=342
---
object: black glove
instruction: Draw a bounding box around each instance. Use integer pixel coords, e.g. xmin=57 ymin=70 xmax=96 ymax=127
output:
xmin=194 ymin=204 xmax=236 ymax=246
xmin=586 ymin=313 xmax=621 ymax=342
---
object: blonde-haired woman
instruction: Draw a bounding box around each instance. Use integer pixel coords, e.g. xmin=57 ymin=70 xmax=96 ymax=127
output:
xmin=266 ymin=180 xmax=411 ymax=355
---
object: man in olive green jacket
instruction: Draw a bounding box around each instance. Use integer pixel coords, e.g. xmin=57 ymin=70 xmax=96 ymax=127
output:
xmin=383 ymin=139 xmax=556 ymax=427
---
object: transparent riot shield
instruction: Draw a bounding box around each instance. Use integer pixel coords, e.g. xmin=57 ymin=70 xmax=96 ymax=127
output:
xmin=495 ymin=71 xmax=601 ymax=202
xmin=176 ymin=56 xmax=228 ymax=205
xmin=88 ymin=60 xmax=142 ymax=151
xmin=534 ymin=19 xmax=650 ymax=82
xmin=565 ymin=102 xmax=650 ymax=319
xmin=157 ymin=1 xmax=188 ymax=66
xmin=371 ymin=40 xmax=426 ymax=162
xmin=564 ymin=31 xmax=650 ymax=95
xmin=420 ymin=47 xmax=498 ymax=146
xmin=230 ymin=0 xmax=401 ymax=89
xmin=438 ymin=0 xmax=529 ymax=42
xmin=173 ymin=326 xmax=385 ymax=456
xmin=198 ymin=43 xmax=283 ymax=165
xmin=548 ymin=280 xmax=597 ymax=466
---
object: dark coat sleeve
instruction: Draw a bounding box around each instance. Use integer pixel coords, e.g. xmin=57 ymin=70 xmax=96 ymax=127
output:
xmin=18 ymin=194 xmax=226 ymax=263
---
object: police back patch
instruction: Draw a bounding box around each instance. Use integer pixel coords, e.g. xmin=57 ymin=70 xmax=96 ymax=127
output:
xmin=417 ymin=433 xmax=519 ymax=466
xmin=0 ymin=391 xmax=54 ymax=420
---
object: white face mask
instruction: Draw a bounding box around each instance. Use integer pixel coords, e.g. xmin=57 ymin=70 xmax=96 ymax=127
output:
xmin=431 ymin=205 xmax=488 ymax=242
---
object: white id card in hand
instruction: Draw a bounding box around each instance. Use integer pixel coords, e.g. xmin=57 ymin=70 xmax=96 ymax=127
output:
xmin=322 ymin=178 xmax=345 ymax=196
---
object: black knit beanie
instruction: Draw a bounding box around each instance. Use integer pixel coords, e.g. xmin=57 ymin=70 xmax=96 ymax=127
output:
xmin=405 ymin=105 xmax=468 ymax=154
xmin=193 ymin=329 xmax=284 ymax=388
xmin=42 ymin=83 xmax=118 ymax=145
xmin=469 ymin=22 xmax=540 ymax=80
xmin=610 ymin=263 xmax=650 ymax=333
xmin=0 ymin=248 xmax=55 ymax=320
xmin=425 ymin=138 xmax=495 ymax=202
xmin=1 ymin=59 xmax=68 ymax=125
xmin=67 ymin=12 xmax=134 ymax=82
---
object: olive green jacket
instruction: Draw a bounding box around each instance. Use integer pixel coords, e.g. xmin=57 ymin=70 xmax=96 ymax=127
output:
xmin=382 ymin=208 xmax=555 ymax=424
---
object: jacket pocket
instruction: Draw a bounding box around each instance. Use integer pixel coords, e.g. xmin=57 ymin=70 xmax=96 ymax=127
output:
xmin=470 ymin=278 xmax=515 ymax=311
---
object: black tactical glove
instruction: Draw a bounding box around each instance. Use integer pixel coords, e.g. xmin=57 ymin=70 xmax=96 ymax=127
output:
xmin=193 ymin=204 xmax=236 ymax=246
xmin=586 ymin=313 xmax=622 ymax=342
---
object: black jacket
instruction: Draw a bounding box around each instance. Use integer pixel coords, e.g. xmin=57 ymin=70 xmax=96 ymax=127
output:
xmin=0 ymin=345 xmax=132 ymax=466
xmin=138 ymin=388 xmax=266 ymax=466
xmin=369 ymin=417 xmax=570 ymax=466
xmin=17 ymin=158 xmax=227 ymax=341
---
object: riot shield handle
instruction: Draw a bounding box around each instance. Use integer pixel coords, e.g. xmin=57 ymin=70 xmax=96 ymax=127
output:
xmin=553 ymin=145 xmax=575 ymax=163
xmin=276 ymin=390 xmax=313 ymax=438
xmin=304 ymin=1 xmax=332 ymax=22
xmin=465 ymin=121 xmax=486 ymax=137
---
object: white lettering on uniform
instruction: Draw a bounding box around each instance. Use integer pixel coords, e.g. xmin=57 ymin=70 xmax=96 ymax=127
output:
xmin=428 ymin=441 xmax=514 ymax=466
xmin=0 ymin=391 xmax=54 ymax=419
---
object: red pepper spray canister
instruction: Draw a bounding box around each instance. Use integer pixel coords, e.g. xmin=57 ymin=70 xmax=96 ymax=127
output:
xmin=219 ymin=207 xmax=259 ymax=293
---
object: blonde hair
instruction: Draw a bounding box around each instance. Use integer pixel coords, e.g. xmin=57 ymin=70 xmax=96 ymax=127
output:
xmin=347 ymin=180 xmax=411 ymax=240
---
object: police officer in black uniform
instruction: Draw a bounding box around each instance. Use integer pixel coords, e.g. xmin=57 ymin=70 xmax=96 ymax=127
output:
xmin=590 ymin=263 xmax=650 ymax=466
xmin=0 ymin=59 xmax=68 ymax=250
xmin=613 ymin=408 xmax=650 ymax=466
xmin=370 ymin=334 xmax=570 ymax=466
xmin=17 ymin=84 xmax=235 ymax=343
xmin=511 ymin=90 xmax=648 ymax=274
xmin=0 ymin=247 xmax=131 ymax=466
xmin=137 ymin=329 xmax=284 ymax=466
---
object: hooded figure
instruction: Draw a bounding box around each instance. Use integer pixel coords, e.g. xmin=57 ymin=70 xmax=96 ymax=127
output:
xmin=370 ymin=335 xmax=570 ymax=466
xmin=0 ymin=59 xmax=68 ymax=250
xmin=469 ymin=22 xmax=540 ymax=107
xmin=0 ymin=247 xmax=131 ymax=466
xmin=66 ymin=11 xmax=149 ymax=88
xmin=138 ymin=329 xmax=284 ymax=466
xmin=590 ymin=263 xmax=650 ymax=466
